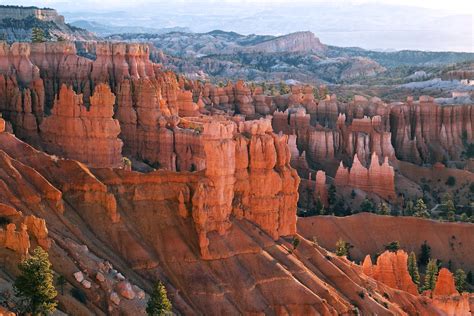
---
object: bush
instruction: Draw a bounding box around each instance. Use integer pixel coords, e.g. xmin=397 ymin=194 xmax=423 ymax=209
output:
xmin=360 ymin=198 xmax=374 ymax=212
xmin=384 ymin=241 xmax=400 ymax=252
xmin=445 ymin=176 xmax=456 ymax=186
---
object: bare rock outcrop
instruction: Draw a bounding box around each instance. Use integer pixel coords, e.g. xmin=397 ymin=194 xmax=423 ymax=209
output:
xmin=40 ymin=84 xmax=123 ymax=168
xmin=335 ymin=153 xmax=395 ymax=200
xmin=362 ymin=250 xmax=418 ymax=295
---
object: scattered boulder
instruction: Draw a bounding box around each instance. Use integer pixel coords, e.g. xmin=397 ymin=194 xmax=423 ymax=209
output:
xmin=73 ymin=271 xmax=84 ymax=283
xmin=116 ymin=281 xmax=136 ymax=300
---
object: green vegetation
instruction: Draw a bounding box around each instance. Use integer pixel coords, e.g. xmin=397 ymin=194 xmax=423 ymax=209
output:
xmin=292 ymin=236 xmax=300 ymax=250
xmin=328 ymin=184 xmax=336 ymax=206
xmin=454 ymin=269 xmax=467 ymax=293
xmin=335 ymin=238 xmax=350 ymax=257
xmin=422 ymin=259 xmax=439 ymax=291
xmin=445 ymin=176 xmax=456 ymax=187
xmin=413 ymin=199 xmax=429 ymax=218
xmin=31 ymin=27 xmax=45 ymax=43
xmin=14 ymin=247 xmax=57 ymax=314
xmin=376 ymin=202 xmax=390 ymax=215
xmin=360 ymin=198 xmax=374 ymax=212
xmin=384 ymin=241 xmax=400 ymax=252
xmin=407 ymin=252 xmax=420 ymax=286
xmin=403 ymin=200 xmax=414 ymax=216
xmin=146 ymin=281 xmax=172 ymax=316
xmin=419 ymin=241 xmax=431 ymax=266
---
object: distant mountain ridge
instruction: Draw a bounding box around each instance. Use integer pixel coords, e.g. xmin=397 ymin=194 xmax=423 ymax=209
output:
xmin=70 ymin=20 xmax=191 ymax=37
xmin=0 ymin=5 xmax=96 ymax=42
xmin=106 ymin=30 xmax=325 ymax=57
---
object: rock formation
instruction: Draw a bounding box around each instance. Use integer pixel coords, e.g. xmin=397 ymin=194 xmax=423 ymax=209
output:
xmin=433 ymin=268 xmax=458 ymax=296
xmin=335 ymin=153 xmax=396 ymax=200
xmin=362 ymin=250 xmax=418 ymax=295
xmin=40 ymin=84 xmax=123 ymax=168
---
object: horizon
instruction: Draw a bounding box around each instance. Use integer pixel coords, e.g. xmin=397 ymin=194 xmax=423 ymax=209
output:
xmin=3 ymin=1 xmax=474 ymax=52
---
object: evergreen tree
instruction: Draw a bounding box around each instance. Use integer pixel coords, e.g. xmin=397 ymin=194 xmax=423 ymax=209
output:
xmin=423 ymin=259 xmax=439 ymax=291
xmin=360 ymin=198 xmax=374 ymax=212
xmin=419 ymin=241 xmax=431 ymax=266
xmin=404 ymin=200 xmax=414 ymax=216
xmin=413 ymin=199 xmax=429 ymax=218
xmin=292 ymin=236 xmax=300 ymax=250
xmin=407 ymin=251 xmax=420 ymax=286
xmin=460 ymin=213 xmax=468 ymax=222
xmin=56 ymin=275 xmax=66 ymax=295
xmin=454 ymin=269 xmax=467 ymax=293
xmin=377 ymin=202 xmax=390 ymax=215
xmin=328 ymin=184 xmax=336 ymax=205
xmin=467 ymin=271 xmax=473 ymax=285
xmin=146 ymin=281 xmax=172 ymax=316
xmin=384 ymin=241 xmax=400 ymax=252
xmin=350 ymin=190 xmax=356 ymax=199
xmin=335 ymin=238 xmax=349 ymax=257
xmin=314 ymin=197 xmax=324 ymax=216
xmin=14 ymin=247 xmax=57 ymax=314
xmin=447 ymin=211 xmax=456 ymax=222
xmin=279 ymin=82 xmax=290 ymax=95
xmin=31 ymin=27 xmax=45 ymax=43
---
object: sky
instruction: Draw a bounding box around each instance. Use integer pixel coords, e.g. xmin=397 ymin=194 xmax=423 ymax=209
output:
xmin=7 ymin=0 xmax=474 ymax=13
xmin=3 ymin=0 xmax=474 ymax=51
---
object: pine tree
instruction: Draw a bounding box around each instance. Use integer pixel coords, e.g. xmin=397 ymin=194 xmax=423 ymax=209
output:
xmin=407 ymin=251 xmax=420 ymax=286
xmin=14 ymin=247 xmax=57 ymax=314
xmin=292 ymin=236 xmax=300 ymax=250
xmin=360 ymin=198 xmax=374 ymax=212
xmin=328 ymin=184 xmax=336 ymax=205
xmin=384 ymin=241 xmax=400 ymax=252
xmin=377 ymin=202 xmax=390 ymax=215
xmin=454 ymin=269 xmax=466 ymax=293
xmin=404 ymin=200 xmax=414 ymax=216
xmin=314 ymin=197 xmax=324 ymax=216
xmin=146 ymin=281 xmax=172 ymax=316
xmin=413 ymin=199 xmax=429 ymax=218
xmin=335 ymin=238 xmax=349 ymax=257
xmin=31 ymin=27 xmax=45 ymax=43
xmin=419 ymin=241 xmax=431 ymax=266
xmin=423 ymin=259 xmax=438 ymax=291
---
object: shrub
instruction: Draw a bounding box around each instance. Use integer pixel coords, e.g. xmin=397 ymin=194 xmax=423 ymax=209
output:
xmin=335 ymin=238 xmax=351 ymax=257
xmin=445 ymin=176 xmax=456 ymax=186
xmin=384 ymin=241 xmax=400 ymax=252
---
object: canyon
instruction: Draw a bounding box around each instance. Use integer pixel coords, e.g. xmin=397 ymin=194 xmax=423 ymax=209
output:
xmin=0 ymin=35 xmax=472 ymax=315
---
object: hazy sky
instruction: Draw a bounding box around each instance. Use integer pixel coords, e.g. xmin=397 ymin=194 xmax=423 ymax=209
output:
xmin=5 ymin=0 xmax=474 ymax=51
xmin=9 ymin=0 xmax=474 ymax=13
